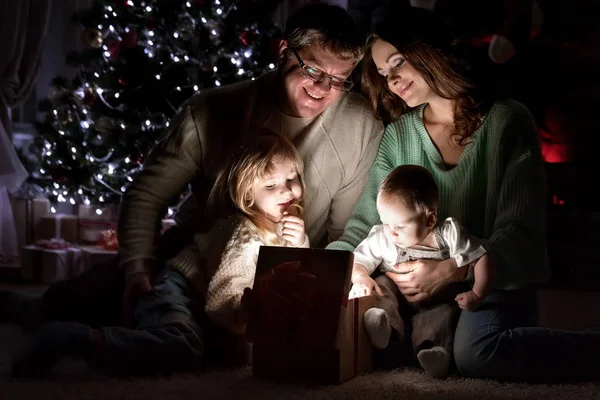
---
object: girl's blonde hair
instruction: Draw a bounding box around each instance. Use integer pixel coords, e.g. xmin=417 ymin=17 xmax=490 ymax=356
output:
xmin=209 ymin=132 xmax=305 ymax=246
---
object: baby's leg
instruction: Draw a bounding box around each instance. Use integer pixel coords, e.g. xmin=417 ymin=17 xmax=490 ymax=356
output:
xmin=363 ymin=275 xmax=406 ymax=349
xmin=412 ymin=302 xmax=458 ymax=378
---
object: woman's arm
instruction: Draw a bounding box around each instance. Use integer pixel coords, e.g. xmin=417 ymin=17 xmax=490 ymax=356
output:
xmin=485 ymin=105 xmax=549 ymax=288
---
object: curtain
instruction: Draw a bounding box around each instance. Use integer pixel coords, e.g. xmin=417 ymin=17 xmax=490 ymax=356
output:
xmin=0 ymin=0 xmax=52 ymax=267
xmin=0 ymin=0 xmax=52 ymax=191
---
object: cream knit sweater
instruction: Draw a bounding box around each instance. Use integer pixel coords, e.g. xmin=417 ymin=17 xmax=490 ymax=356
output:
xmin=167 ymin=215 xmax=309 ymax=334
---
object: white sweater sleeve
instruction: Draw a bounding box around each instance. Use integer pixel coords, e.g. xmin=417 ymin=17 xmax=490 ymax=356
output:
xmin=441 ymin=217 xmax=487 ymax=268
xmin=204 ymin=222 xmax=261 ymax=335
xmin=352 ymin=225 xmax=389 ymax=275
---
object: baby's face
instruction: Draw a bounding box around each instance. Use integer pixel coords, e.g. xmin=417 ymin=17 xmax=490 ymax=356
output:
xmin=377 ymin=196 xmax=428 ymax=248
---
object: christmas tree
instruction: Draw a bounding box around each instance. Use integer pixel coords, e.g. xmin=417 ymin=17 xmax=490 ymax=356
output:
xmin=20 ymin=0 xmax=282 ymax=215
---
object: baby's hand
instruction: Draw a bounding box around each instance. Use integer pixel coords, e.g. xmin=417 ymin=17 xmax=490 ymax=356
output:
xmin=455 ymin=290 xmax=482 ymax=311
xmin=281 ymin=212 xmax=306 ymax=247
xmin=349 ymin=275 xmax=383 ymax=299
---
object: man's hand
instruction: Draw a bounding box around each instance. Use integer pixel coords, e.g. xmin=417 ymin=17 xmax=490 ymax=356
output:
xmin=122 ymin=272 xmax=152 ymax=327
xmin=281 ymin=213 xmax=306 ymax=247
xmin=349 ymin=274 xmax=383 ymax=299
xmin=385 ymin=258 xmax=465 ymax=303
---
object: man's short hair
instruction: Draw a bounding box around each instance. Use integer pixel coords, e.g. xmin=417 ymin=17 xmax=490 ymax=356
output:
xmin=378 ymin=165 xmax=438 ymax=214
xmin=284 ymin=2 xmax=364 ymax=62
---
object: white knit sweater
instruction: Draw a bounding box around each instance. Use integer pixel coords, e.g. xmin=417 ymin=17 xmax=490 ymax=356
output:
xmin=167 ymin=215 xmax=309 ymax=334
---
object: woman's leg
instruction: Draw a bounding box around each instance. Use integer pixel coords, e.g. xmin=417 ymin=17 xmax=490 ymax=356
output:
xmin=454 ymin=288 xmax=600 ymax=381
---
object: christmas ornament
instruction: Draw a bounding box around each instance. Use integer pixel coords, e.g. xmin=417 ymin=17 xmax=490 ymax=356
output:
xmin=83 ymin=87 xmax=96 ymax=107
xmin=95 ymin=116 xmax=118 ymax=135
xmin=57 ymin=107 xmax=74 ymax=125
xmin=177 ymin=15 xmax=196 ymax=41
xmin=105 ymin=39 xmax=121 ymax=60
xmin=121 ymin=30 xmax=138 ymax=49
xmin=150 ymin=113 xmax=167 ymax=128
xmin=48 ymin=83 xmax=70 ymax=101
xmin=240 ymin=29 xmax=257 ymax=46
xmin=82 ymin=28 xmax=104 ymax=48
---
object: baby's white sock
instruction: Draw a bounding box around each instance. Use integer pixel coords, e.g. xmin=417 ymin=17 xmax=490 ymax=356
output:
xmin=363 ymin=308 xmax=391 ymax=349
xmin=417 ymin=346 xmax=451 ymax=379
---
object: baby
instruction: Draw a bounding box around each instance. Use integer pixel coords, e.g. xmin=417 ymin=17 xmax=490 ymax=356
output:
xmin=350 ymin=165 xmax=492 ymax=378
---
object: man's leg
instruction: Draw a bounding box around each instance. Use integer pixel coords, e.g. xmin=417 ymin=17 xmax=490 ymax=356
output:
xmin=1 ymin=255 xmax=123 ymax=329
xmin=93 ymin=269 xmax=204 ymax=374
xmin=12 ymin=268 xmax=203 ymax=378
xmin=454 ymin=288 xmax=600 ymax=381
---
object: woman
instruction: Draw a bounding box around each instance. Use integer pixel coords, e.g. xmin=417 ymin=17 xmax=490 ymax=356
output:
xmin=328 ymin=7 xmax=600 ymax=381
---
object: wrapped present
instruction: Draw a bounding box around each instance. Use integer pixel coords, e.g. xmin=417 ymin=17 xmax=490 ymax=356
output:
xmin=80 ymin=245 xmax=118 ymax=271
xmin=37 ymin=214 xmax=79 ymax=243
xmin=21 ymin=240 xmax=83 ymax=284
xmin=77 ymin=204 xmax=119 ymax=220
xmin=9 ymin=196 xmax=50 ymax=247
xmin=248 ymin=246 xmax=374 ymax=384
xmin=78 ymin=204 xmax=118 ymax=244
xmin=97 ymin=229 xmax=118 ymax=250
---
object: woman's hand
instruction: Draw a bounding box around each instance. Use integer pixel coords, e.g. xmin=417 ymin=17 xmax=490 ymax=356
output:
xmin=281 ymin=213 xmax=306 ymax=247
xmin=384 ymin=258 xmax=466 ymax=303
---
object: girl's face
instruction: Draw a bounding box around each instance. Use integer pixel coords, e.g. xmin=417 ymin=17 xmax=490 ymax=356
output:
xmin=370 ymin=39 xmax=436 ymax=108
xmin=377 ymin=195 xmax=431 ymax=248
xmin=252 ymin=157 xmax=302 ymax=223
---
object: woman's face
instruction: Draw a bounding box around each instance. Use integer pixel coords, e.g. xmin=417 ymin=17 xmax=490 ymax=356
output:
xmin=370 ymin=39 xmax=435 ymax=108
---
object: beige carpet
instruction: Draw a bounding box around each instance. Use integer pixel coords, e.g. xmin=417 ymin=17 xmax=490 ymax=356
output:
xmin=1 ymin=326 xmax=599 ymax=400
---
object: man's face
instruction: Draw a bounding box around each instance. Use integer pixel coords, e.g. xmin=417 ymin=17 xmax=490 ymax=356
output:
xmin=277 ymin=41 xmax=356 ymax=118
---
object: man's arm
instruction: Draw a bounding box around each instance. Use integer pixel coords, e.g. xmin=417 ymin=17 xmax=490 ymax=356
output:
xmin=325 ymin=108 xmax=384 ymax=241
xmin=118 ymin=104 xmax=204 ymax=280
xmin=327 ymin=126 xmax=396 ymax=252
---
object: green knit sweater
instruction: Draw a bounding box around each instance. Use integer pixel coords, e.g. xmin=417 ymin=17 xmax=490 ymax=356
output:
xmin=328 ymin=99 xmax=551 ymax=290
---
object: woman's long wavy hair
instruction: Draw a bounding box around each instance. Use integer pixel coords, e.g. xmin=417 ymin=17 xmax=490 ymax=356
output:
xmin=360 ymin=7 xmax=495 ymax=145
xmin=208 ymin=132 xmax=305 ymax=246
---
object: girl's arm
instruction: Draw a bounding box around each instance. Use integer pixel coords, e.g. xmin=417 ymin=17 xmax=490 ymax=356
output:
xmin=204 ymin=222 xmax=260 ymax=335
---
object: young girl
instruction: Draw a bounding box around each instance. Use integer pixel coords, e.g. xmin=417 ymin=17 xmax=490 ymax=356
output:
xmin=11 ymin=132 xmax=309 ymax=378
xmin=202 ymin=132 xmax=310 ymax=335
xmin=349 ymin=164 xmax=491 ymax=378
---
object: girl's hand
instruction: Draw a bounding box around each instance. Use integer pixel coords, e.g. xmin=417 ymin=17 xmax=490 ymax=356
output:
xmin=281 ymin=212 xmax=306 ymax=247
xmin=349 ymin=274 xmax=383 ymax=299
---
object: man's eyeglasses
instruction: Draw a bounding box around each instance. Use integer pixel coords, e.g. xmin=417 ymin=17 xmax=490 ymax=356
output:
xmin=289 ymin=49 xmax=354 ymax=92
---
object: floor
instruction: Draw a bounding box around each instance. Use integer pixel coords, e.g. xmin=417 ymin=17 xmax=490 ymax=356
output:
xmin=1 ymin=282 xmax=599 ymax=331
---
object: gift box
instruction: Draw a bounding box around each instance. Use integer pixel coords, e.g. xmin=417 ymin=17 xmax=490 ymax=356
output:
xmin=37 ymin=214 xmax=79 ymax=243
xmin=78 ymin=204 xmax=118 ymax=244
xmin=248 ymin=246 xmax=374 ymax=384
xmin=80 ymin=245 xmax=118 ymax=271
xmin=9 ymin=196 xmax=50 ymax=247
xmin=21 ymin=242 xmax=83 ymax=284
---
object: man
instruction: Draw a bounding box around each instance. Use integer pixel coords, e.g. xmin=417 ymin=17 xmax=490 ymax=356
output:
xmin=117 ymin=2 xmax=383 ymax=321
xmin=2 ymin=2 xmax=383 ymax=376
